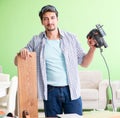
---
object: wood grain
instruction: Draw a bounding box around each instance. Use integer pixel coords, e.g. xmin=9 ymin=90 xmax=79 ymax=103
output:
xmin=17 ymin=52 xmax=38 ymax=118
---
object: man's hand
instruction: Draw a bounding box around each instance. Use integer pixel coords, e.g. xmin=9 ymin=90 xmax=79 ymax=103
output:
xmin=87 ymin=37 xmax=96 ymax=49
xmin=80 ymin=37 xmax=97 ymax=67
xmin=20 ymin=48 xmax=32 ymax=60
xmin=14 ymin=48 xmax=32 ymax=66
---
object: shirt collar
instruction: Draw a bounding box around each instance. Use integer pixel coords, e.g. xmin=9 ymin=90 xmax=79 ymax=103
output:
xmin=58 ymin=29 xmax=64 ymax=39
xmin=40 ymin=28 xmax=64 ymax=39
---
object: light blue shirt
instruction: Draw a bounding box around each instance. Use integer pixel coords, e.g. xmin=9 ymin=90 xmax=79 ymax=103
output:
xmin=25 ymin=29 xmax=86 ymax=100
xmin=45 ymin=39 xmax=68 ymax=86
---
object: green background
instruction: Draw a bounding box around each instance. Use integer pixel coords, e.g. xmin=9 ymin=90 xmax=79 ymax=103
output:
xmin=0 ymin=0 xmax=120 ymax=81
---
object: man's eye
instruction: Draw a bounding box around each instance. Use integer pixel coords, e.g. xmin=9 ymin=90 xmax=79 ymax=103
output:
xmin=43 ymin=18 xmax=48 ymax=21
xmin=51 ymin=16 xmax=56 ymax=19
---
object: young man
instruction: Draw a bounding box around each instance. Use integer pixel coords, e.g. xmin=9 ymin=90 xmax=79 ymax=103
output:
xmin=14 ymin=5 xmax=96 ymax=117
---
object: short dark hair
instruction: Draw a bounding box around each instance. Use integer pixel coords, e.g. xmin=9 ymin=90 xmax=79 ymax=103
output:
xmin=39 ymin=5 xmax=58 ymax=20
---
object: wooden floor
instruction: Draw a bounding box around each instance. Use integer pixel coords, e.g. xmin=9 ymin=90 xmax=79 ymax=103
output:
xmin=17 ymin=52 xmax=38 ymax=118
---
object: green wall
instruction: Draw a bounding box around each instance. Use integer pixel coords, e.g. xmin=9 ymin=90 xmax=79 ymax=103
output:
xmin=0 ymin=0 xmax=120 ymax=80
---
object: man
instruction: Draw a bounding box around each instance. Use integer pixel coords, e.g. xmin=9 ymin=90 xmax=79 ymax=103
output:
xmin=14 ymin=5 xmax=96 ymax=117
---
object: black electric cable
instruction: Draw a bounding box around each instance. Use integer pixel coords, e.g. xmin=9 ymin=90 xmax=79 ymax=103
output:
xmin=99 ymin=47 xmax=115 ymax=111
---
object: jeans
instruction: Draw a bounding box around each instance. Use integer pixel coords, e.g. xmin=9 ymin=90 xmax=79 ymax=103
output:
xmin=44 ymin=85 xmax=83 ymax=117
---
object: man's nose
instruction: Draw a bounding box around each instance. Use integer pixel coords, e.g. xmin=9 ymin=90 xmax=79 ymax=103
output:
xmin=48 ymin=19 xmax=52 ymax=24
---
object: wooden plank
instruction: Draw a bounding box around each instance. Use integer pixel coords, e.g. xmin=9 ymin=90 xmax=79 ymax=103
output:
xmin=17 ymin=52 xmax=38 ymax=118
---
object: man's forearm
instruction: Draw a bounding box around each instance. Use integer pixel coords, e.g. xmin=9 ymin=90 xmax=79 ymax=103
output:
xmin=80 ymin=47 xmax=96 ymax=67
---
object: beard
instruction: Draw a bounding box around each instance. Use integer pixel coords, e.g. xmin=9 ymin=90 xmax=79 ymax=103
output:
xmin=47 ymin=28 xmax=56 ymax=31
xmin=46 ymin=24 xmax=56 ymax=31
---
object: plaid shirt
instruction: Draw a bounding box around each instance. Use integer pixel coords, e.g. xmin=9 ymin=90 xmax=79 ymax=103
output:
xmin=25 ymin=29 xmax=86 ymax=100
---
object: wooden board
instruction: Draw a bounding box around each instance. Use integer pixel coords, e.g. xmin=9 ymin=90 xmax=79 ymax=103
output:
xmin=17 ymin=52 xmax=38 ymax=118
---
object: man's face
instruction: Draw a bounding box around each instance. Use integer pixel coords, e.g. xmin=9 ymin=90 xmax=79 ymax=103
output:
xmin=41 ymin=12 xmax=58 ymax=31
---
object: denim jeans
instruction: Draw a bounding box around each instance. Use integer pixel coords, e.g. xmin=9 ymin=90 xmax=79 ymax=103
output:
xmin=44 ymin=85 xmax=83 ymax=117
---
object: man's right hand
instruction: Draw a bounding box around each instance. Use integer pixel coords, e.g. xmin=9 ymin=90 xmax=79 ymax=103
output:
xmin=20 ymin=48 xmax=32 ymax=60
xmin=14 ymin=48 xmax=32 ymax=66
